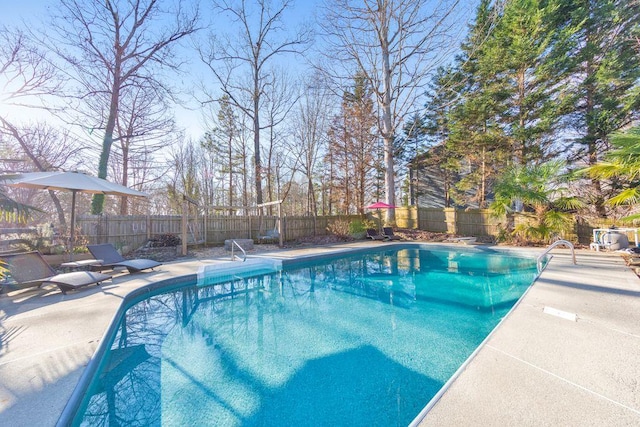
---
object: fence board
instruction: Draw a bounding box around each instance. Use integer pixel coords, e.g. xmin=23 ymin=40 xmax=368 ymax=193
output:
xmin=457 ymin=209 xmax=503 ymax=236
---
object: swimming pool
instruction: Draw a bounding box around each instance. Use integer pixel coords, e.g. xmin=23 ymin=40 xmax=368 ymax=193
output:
xmin=64 ymin=245 xmax=541 ymax=426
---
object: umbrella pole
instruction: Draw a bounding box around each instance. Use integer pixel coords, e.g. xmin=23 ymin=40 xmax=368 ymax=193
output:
xmin=69 ymin=190 xmax=76 ymax=261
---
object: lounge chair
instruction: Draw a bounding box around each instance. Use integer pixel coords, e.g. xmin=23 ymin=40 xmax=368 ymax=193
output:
xmin=87 ymin=243 xmax=161 ymax=273
xmin=0 ymin=251 xmax=111 ymax=294
xmin=366 ymin=228 xmax=387 ymax=241
xmin=382 ymin=227 xmax=402 ymax=240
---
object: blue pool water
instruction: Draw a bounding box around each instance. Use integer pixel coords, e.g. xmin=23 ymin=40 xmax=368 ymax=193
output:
xmin=72 ymin=246 xmax=539 ymax=426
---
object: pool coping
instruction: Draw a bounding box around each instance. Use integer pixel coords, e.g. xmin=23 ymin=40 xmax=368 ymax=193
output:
xmin=1 ymin=241 xmax=639 ymax=426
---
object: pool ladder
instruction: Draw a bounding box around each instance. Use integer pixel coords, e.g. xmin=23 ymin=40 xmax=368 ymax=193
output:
xmin=230 ymin=240 xmax=247 ymax=262
xmin=537 ymin=239 xmax=576 ymax=272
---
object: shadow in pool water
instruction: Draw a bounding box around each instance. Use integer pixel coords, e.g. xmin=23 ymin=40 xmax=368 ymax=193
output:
xmin=244 ymin=345 xmax=443 ymax=427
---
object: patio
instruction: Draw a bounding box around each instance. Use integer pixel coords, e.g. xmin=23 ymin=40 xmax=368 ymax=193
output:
xmin=0 ymin=243 xmax=638 ymax=426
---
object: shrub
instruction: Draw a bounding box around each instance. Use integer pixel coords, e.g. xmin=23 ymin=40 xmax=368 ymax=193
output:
xmin=348 ymin=218 xmax=375 ymax=239
xmin=327 ymin=219 xmax=351 ymax=238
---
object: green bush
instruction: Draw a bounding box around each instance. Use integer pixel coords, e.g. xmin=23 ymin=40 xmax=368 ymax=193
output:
xmin=348 ymin=218 xmax=375 ymax=239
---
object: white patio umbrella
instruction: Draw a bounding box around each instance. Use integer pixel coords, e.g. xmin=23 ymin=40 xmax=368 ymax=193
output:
xmin=1 ymin=171 xmax=148 ymax=256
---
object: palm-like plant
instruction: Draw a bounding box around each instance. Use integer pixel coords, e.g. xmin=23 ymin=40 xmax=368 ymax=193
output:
xmin=491 ymin=160 xmax=583 ymax=243
xmin=582 ymin=127 xmax=640 ymax=218
xmin=0 ymin=181 xmax=39 ymax=280
xmin=0 ymin=189 xmax=35 ymax=222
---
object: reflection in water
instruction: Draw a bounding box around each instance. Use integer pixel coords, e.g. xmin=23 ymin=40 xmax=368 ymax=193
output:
xmin=77 ymin=248 xmax=537 ymax=426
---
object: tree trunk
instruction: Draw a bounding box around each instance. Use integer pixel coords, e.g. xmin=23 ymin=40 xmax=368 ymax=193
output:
xmin=480 ymin=146 xmax=487 ymax=208
xmin=517 ymin=67 xmax=526 ymax=165
xmin=585 ymin=57 xmax=607 ymax=218
xmin=253 ymin=71 xmax=263 ymax=206
xmin=119 ymin=142 xmax=129 ymax=215
xmin=380 ymin=20 xmax=396 ymax=225
xmin=228 ymin=136 xmax=234 ymax=215
xmin=92 ymin=73 xmax=120 ymax=214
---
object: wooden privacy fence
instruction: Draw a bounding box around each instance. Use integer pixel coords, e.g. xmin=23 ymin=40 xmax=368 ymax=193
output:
xmin=75 ymin=209 xmax=632 ymax=252
xmin=394 ymin=207 xmax=504 ymax=236
xmin=395 ymin=207 xmax=633 ymax=244
xmin=76 ymin=214 xmax=363 ymax=251
xmin=77 ymin=215 xmax=186 ymax=252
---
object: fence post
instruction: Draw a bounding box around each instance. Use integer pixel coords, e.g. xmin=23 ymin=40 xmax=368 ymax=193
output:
xmin=280 ymin=216 xmax=286 ymax=247
xmin=203 ymin=212 xmax=207 ymax=244
xmin=444 ymin=207 xmax=458 ymax=234
xmin=181 ymin=198 xmax=187 ymax=256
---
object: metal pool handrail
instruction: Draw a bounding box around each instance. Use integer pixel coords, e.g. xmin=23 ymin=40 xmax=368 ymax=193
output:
xmin=231 ymin=239 xmax=247 ymax=262
xmin=537 ymin=239 xmax=576 ymax=272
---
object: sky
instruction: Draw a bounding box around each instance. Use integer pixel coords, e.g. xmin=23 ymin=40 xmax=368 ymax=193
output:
xmin=2 ymin=0 xmax=478 ymax=145
xmin=1 ymin=0 xmax=322 ymax=141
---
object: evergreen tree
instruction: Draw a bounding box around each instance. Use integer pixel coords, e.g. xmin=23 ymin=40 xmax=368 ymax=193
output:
xmin=406 ymin=66 xmax=462 ymax=207
xmin=491 ymin=0 xmax=573 ymax=164
xmin=562 ymin=0 xmax=640 ymax=217
xmin=447 ymin=0 xmax=511 ymax=208
xmin=327 ymin=74 xmax=378 ymax=214
xmin=201 ymin=95 xmax=242 ymax=211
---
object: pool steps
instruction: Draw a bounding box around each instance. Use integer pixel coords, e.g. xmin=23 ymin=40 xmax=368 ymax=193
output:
xmin=197 ymin=258 xmax=282 ymax=287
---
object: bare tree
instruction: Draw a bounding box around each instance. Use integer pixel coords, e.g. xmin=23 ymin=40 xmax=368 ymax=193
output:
xmin=0 ymin=26 xmax=72 ymax=224
xmin=290 ymin=80 xmax=332 ymax=216
xmin=198 ymin=0 xmax=312 ymax=206
xmin=262 ymin=68 xmax=299 ymax=209
xmin=46 ymin=0 xmax=199 ymax=214
xmin=2 ymin=123 xmax=86 ymax=225
xmin=164 ymin=139 xmax=202 ymax=211
xmin=110 ymin=84 xmax=179 ymax=214
xmin=0 ymin=27 xmax=61 ymax=111
xmin=320 ymin=0 xmax=462 ymax=223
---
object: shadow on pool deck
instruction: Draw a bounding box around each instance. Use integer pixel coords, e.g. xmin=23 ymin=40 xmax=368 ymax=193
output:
xmin=1 ymin=244 xmax=639 ymax=426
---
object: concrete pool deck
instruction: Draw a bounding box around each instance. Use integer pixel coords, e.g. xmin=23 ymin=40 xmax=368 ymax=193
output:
xmin=0 ymin=243 xmax=638 ymax=426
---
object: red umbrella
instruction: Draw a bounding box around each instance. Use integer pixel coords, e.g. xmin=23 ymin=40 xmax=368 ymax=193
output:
xmin=366 ymin=201 xmax=397 ymax=209
xmin=366 ymin=202 xmax=397 ymax=231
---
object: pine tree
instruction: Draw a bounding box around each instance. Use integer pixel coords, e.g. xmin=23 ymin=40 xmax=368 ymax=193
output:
xmin=201 ymin=95 xmax=242 ymax=212
xmin=447 ymin=0 xmax=511 ymax=208
xmin=406 ymin=66 xmax=462 ymax=207
xmin=327 ymin=74 xmax=378 ymax=214
xmin=491 ymin=0 xmax=573 ymax=165
xmin=562 ymin=0 xmax=640 ymax=217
